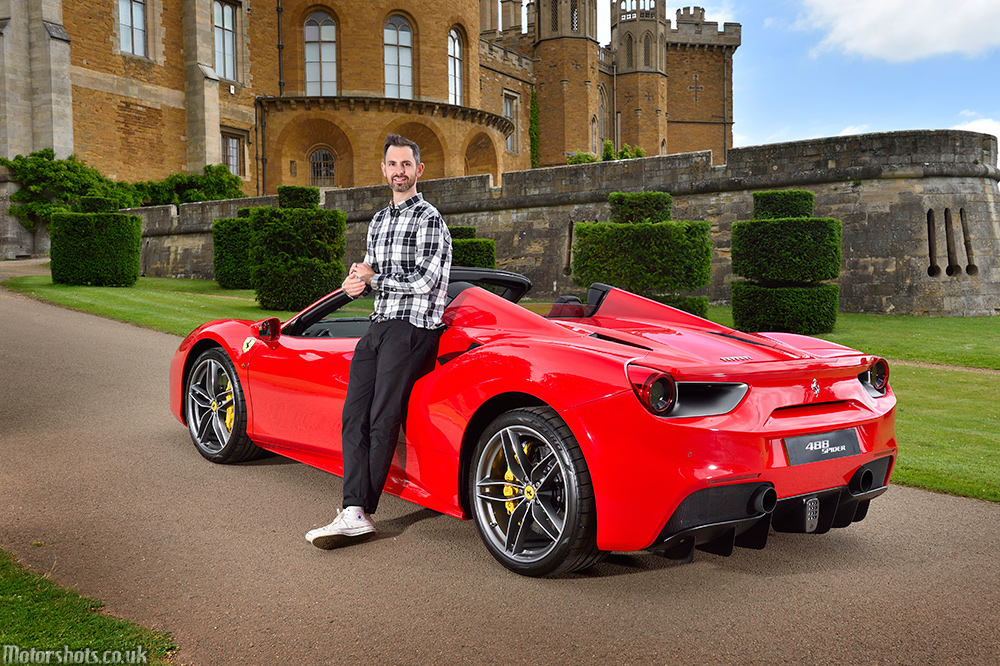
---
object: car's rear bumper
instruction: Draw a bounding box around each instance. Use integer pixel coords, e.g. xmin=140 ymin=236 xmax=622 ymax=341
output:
xmin=559 ymin=387 xmax=897 ymax=552
xmin=647 ymin=455 xmax=893 ymax=561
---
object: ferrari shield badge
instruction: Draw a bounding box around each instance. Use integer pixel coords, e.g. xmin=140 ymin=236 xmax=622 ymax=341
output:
xmin=242 ymin=337 xmax=256 ymax=354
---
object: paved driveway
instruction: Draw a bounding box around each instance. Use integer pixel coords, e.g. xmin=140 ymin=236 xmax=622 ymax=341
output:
xmin=2 ymin=259 xmax=999 ymax=665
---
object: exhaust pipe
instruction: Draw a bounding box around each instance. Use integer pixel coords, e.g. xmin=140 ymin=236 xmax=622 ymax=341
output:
xmin=849 ymin=467 xmax=875 ymax=494
xmin=748 ymin=486 xmax=777 ymax=515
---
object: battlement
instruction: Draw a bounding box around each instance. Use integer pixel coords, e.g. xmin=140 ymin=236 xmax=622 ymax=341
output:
xmin=665 ymin=6 xmax=741 ymax=47
xmin=478 ymin=38 xmax=535 ymax=75
xmin=677 ymin=6 xmax=705 ymax=23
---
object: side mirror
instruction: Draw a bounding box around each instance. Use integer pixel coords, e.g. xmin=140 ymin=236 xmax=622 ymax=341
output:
xmin=252 ymin=317 xmax=282 ymax=342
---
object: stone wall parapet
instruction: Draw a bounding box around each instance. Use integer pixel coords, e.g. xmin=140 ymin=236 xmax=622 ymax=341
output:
xmin=44 ymin=129 xmax=1000 ymax=315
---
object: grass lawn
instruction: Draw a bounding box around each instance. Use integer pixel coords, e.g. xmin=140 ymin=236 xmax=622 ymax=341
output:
xmin=0 ymin=550 xmax=176 ymax=664
xmin=4 ymin=273 xmax=998 ymax=504
xmin=707 ymin=305 xmax=1000 ymax=371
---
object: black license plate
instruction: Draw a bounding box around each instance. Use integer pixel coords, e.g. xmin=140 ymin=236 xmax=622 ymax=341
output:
xmin=784 ymin=428 xmax=861 ymax=466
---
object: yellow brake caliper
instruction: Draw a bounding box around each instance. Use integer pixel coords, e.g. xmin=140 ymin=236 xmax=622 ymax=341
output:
xmin=503 ymin=442 xmax=533 ymax=515
xmin=223 ymin=378 xmax=235 ymax=432
xmin=503 ymin=468 xmax=516 ymax=515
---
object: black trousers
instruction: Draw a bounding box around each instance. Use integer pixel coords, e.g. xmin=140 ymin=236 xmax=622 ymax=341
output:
xmin=340 ymin=319 xmax=443 ymax=514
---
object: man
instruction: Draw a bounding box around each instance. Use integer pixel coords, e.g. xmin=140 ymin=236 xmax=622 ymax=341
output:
xmin=306 ymin=133 xmax=452 ymax=549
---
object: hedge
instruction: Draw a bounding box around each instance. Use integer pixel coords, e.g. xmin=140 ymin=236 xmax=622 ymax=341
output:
xmin=731 ymin=217 xmax=842 ymax=283
xmin=77 ymin=196 xmax=119 ymax=213
xmin=730 ymin=282 xmax=840 ymax=335
xmin=452 ymin=238 xmax=496 ymax=269
xmin=213 ymin=217 xmax=253 ymax=289
xmin=608 ymin=191 xmax=673 ymax=224
xmin=49 ymin=210 xmax=141 ymax=286
xmin=572 ymin=220 xmax=711 ymax=295
xmin=277 ymin=185 xmax=320 ymax=209
xmin=651 ymin=293 xmax=709 ymax=319
xmin=249 ymin=206 xmax=346 ymax=311
xmin=449 ymin=226 xmax=477 ymax=240
xmin=752 ymin=190 xmax=815 ymax=220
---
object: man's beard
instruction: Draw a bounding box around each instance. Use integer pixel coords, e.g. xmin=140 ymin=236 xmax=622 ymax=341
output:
xmin=388 ymin=175 xmax=414 ymax=192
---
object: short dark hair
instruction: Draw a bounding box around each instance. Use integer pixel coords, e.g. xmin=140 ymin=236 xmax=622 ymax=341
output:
xmin=383 ymin=133 xmax=421 ymax=165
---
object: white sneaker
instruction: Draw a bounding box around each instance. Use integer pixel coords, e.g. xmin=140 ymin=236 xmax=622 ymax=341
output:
xmin=306 ymin=507 xmax=375 ymax=549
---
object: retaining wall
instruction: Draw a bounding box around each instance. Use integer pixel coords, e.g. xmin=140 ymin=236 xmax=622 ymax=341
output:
xmin=6 ymin=130 xmax=999 ymax=315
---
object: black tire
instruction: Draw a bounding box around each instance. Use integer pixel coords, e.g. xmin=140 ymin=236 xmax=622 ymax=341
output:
xmin=469 ymin=406 xmax=605 ymax=576
xmin=185 ymin=347 xmax=263 ymax=463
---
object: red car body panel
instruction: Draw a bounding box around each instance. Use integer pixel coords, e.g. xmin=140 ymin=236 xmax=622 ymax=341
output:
xmin=170 ymin=283 xmax=897 ymax=553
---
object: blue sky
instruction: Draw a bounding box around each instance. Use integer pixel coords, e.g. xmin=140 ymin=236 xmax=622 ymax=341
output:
xmin=588 ymin=1 xmax=1000 ymax=148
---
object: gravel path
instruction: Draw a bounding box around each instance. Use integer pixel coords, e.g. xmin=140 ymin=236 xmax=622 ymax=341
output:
xmin=2 ymin=257 xmax=999 ymax=665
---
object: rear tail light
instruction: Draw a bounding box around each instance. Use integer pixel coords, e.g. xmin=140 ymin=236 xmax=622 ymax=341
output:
xmin=870 ymin=358 xmax=889 ymax=392
xmin=627 ymin=364 xmax=676 ymax=415
xmin=858 ymin=358 xmax=890 ymax=396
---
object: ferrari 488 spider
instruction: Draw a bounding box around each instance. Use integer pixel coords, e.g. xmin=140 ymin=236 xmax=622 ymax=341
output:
xmin=169 ymin=268 xmax=897 ymax=576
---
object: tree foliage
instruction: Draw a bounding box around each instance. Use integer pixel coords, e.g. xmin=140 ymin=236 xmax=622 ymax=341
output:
xmin=0 ymin=149 xmax=245 ymax=232
xmin=0 ymin=149 xmax=140 ymax=232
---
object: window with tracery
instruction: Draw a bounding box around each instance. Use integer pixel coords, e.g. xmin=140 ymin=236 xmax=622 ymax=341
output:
xmin=214 ymin=1 xmax=237 ymax=80
xmin=448 ymin=29 xmax=463 ymax=105
xmin=384 ymin=16 xmax=413 ymax=99
xmin=310 ymin=149 xmax=336 ymax=187
xmin=305 ymin=12 xmax=336 ymax=96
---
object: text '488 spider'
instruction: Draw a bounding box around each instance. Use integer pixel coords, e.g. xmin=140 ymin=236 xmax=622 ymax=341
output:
xmin=169 ymin=268 xmax=897 ymax=577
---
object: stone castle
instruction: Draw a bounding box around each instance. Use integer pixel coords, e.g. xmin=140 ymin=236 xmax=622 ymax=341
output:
xmin=2 ymin=2 xmax=998 ymax=316
xmin=0 ymin=0 xmax=738 ymax=193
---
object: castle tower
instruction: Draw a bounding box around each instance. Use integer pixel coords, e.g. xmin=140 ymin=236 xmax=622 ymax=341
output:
xmin=533 ymin=0 xmax=602 ymax=165
xmin=662 ymin=6 xmax=741 ymax=164
xmin=480 ymin=0 xmax=499 ymax=39
xmin=609 ymin=0 xmax=669 ymax=156
xmin=0 ymin=0 xmax=74 ymax=160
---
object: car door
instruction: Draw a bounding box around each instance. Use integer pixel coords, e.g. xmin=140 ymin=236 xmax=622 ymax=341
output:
xmin=244 ymin=326 xmax=359 ymax=469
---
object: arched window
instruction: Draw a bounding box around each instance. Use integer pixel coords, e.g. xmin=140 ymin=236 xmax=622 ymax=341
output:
xmin=448 ymin=29 xmax=463 ymax=105
xmin=305 ymin=12 xmax=336 ymax=96
xmin=310 ymin=148 xmax=335 ymax=187
xmin=598 ymin=86 xmax=608 ymax=141
xmin=643 ymin=34 xmax=651 ymax=67
xmin=591 ymin=116 xmax=598 ymax=153
xmin=214 ymin=1 xmax=236 ymax=80
xmin=550 ymin=0 xmax=558 ymax=31
xmin=624 ymin=33 xmax=634 ymax=69
xmin=384 ymin=16 xmax=413 ymax=100
xmin=571 ymin=1 xmax=579 ymax=32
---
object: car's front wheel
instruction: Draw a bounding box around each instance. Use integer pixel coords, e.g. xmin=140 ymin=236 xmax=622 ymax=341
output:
xmin=185 ymin=347 xmax=262 ymax=463
xmin=469 ymin=406 xmax=604 ymax=576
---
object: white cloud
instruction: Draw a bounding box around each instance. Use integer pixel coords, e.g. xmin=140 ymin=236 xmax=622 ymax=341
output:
xmin=951 ymin=117 xmax=1000 ymax=141
xmin=838 ymin=125 xmax=870 ymax=136
xmin=732 ymin=131 xmax=752 ymax=147
xmin=799 ymin=0 xmax=1000 ymax=62
xmin=662 ymin=3 xmax=739 ymax=27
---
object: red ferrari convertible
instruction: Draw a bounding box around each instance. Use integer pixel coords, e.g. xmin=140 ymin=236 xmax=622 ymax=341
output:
xmin=169 ymin=268 xmax=897 ymax=576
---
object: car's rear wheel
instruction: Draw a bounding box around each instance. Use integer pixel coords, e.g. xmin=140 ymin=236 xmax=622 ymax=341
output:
xmin=185 ymin=347 xmax=262 ymax=463
xmin=469 ymin=406 xmax=604 ymax=576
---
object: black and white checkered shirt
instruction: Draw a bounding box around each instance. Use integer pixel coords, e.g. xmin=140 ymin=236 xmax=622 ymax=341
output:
xmin=364 ymin=193 xmax=452 ymax=329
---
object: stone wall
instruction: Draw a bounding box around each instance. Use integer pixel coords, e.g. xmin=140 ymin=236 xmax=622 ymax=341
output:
xmin=9 ymin=129 xmax=999 ymax=316
xmin=0 ymin=166 xmax=48 ymax=258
